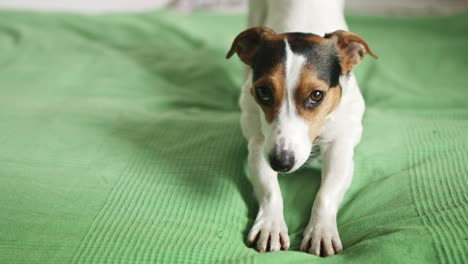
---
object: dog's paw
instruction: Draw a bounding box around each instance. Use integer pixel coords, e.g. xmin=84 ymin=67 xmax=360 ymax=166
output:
xmin=300 ymin=221 xmax=342 ymax=257
xmin=247 ymin=214 xmax=290 ymax=252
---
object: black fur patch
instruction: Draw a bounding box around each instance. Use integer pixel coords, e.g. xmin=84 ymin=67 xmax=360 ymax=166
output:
xmin=252 ymin=39 xmax=286 ymax=81
xmin=251 ymin=33 xmax=342 ymax=87
xmin=286 ymin=33 xmax=342 ymax=87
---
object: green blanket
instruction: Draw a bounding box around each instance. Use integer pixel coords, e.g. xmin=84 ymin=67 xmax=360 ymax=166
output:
xmin=0 ymin=10 xmax=467 ymax=264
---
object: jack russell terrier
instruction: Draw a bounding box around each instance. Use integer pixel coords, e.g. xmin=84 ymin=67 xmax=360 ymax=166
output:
xmin=226 ymin=0 xmax=376 ymax=257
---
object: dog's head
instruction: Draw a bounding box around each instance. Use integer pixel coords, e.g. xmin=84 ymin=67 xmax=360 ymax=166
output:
xmin=227 ymin=27 xmax=376 ymax=173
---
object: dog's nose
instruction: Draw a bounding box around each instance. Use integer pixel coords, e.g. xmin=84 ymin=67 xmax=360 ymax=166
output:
xmin=269 ymin=150 xmax=295 ymax=172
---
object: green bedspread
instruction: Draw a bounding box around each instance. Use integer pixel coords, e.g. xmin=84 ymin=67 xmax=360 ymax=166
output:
xmin=0 ymin=10 xmax=467 ymax=264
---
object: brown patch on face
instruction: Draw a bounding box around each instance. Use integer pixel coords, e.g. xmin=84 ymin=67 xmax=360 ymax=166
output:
xmin=295 ymin=69 xmax=342 ymax=143
xmin=251 ymin=64 xmax=286 ymax=123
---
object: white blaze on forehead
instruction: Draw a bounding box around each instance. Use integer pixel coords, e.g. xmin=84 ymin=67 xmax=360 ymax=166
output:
xmin=261 ymin=40 xmax=311 ymax=172
xmin=283 ymin=39 xmax=306 ymax=116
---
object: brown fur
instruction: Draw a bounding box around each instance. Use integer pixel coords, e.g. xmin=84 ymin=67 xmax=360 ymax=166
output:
xmin=295 ymin=70 xmax=342 ymax=143
xmin=226 ymin=27 xmax=283 ymax=65
xmin=325 ymin=30 xmax=377 ymax=74
xmin=251 ymin=64 xmax=286 ymax=123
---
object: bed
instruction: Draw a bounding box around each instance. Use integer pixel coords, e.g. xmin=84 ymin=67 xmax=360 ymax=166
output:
xmin=0 ymin=9 xmax=467 ymax=263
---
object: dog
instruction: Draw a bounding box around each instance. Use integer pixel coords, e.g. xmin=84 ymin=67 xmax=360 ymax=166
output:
xmin=226 ymin=0 xmax=376 ymax=257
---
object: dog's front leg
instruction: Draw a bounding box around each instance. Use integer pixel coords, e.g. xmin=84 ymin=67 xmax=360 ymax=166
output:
xmin=301 ymin=139 xmax=356 ymax=256
xmin=246 ymin=137 xmax=290 ymax=252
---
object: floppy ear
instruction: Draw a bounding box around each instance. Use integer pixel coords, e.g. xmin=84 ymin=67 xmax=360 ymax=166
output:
xmin=226 ymin=27 xmax=276 ymax=66
xmin=325 ymin=30 xmax=377 ymax=73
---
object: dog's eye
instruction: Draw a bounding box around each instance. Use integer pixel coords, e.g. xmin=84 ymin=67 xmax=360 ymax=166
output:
xmin=255 ymin=86 xmax=274 ymax=106
xmin=305 ymin=90 xmax=325 ymax=109
xmin=311 ymin=90 xmax=324 ymax=102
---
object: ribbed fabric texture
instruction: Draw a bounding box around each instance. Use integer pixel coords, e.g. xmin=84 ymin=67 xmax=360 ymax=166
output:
xmin=408 ymin=114 xmax=468 ymax=264
xmin=0 ymin=10 xmax=467 ymax=264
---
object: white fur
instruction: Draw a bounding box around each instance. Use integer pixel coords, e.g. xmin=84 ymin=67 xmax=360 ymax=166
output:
xmin=249 ymin=0 xmax=348 ymax=35
xmin=261 ymin=40 xmax=311 ymax=172
xmin=241 ymin=0 xmax=365 ymax=256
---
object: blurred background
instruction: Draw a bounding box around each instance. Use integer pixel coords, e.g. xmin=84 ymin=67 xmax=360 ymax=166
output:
xmin=0 ymin=0 xmax=467 ymax=15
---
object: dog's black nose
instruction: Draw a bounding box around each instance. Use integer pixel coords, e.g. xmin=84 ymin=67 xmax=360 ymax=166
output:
xmin=269 ymin=150 xmax=295 ymax=172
